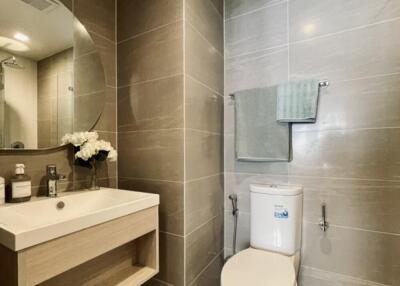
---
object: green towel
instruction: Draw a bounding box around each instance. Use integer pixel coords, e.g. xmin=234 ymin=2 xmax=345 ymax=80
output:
xmin=235 ymin=87 xmax=290 ymax=162
xmin=276 ymin=80 xmax=320 ymax=122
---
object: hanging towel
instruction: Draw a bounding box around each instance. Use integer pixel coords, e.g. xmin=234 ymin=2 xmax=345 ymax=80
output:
xmin=276 ymin=79 xmax=320 ymax=122
xmin=235 ymin=87 xmax=290 ymax=162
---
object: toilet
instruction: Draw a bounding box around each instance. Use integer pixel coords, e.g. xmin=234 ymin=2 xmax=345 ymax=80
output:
xmin=221 ymin=184 xmax=303 ymax=286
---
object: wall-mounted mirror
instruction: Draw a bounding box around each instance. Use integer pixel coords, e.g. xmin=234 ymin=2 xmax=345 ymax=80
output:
xmin=0 ymin=0 xmax=106 ymax=150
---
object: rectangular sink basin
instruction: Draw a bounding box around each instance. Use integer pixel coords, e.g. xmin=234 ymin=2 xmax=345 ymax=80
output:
xmin=0 ymin=188 xmax=159 ymax=251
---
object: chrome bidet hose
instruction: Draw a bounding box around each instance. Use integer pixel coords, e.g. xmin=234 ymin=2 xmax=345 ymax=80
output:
xmin=228 ymin=194 xmax=239 ymax=256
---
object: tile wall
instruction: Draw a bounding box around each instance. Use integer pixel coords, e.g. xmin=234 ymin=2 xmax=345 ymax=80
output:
xmin=117 ymin=0 xmax=223 ymax=285
xmin=224 ymin=0 xmax=400 ymax=285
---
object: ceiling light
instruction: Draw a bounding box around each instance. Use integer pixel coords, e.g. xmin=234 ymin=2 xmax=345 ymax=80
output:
xmin=14 ymin=33 xmax=30 ymax=42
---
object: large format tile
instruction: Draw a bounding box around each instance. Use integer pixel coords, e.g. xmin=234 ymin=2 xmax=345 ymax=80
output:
xmin=186 ymin=23 xmax=224 ymax=94
xmin=225 ymin=47 xmax=288 ymax=95
xmin=74 ymin=52 xmax=106 ymax=96
xmin=298 ymin=266 xmax=388 ymax=286
xmin=74 ymin=0 xmax=115 ymax=42
xmin=185 ymin=130 xmax=223 ymax=180
xmin=190 ymin=253 xmax=224 ymax=286
xmin=225 ymin=0 xmax=283 ymax=19
xmin=289 ymin=128 xmax=400 ymax=181
xmin=289 ymin=176 xmax=400 ymax=234
xmin=118 ymin=129 xmax=184 ymax=181
xmin=117 ymin=0 xmax=182 ymax=42
xmin=186 ymin=0 xmax=224 ymax=53
xmin=290 ymin=19 xmax=400 ymax=82
xmin=185 ymin=174 xmax=224 ymax=234
xmin=301 ymin=223 xmax=400 ymax=285
xmin=186 ymin=215 xmax=224 ymax=284
xmin=290 ymin=0 xmax=400 ymax=42
xmin=293 ymin=74 xmax=400 ymax=132
xmin=118 ymin=75 xmax=183 ymax=132
xmin=156 ymin=232 xmax=185 ymax=286
xmin=118 ymin=178 xmax=184 ymax=235
xmin=93 ymin=87 xmax=117 ymax=132
xmin=117 ymin=22 xmax=183 ymax=87
xmin=185 ymin=77 xmax=223 ymax=134
xmin=225 ymin=1 xmax=287 ymax=58
xmin=210 ymin=0 xmax=223 ymax=16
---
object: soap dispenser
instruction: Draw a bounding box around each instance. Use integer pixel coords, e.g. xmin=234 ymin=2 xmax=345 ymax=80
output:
xmin=6 ymin=164 xmax=31 ymax=203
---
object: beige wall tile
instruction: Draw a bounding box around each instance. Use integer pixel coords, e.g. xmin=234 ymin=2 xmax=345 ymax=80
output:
xmin=185 ymin=174 xmax=224 ymax=234
xmin=225 ymin=0 xmax=282 ymax=19
xmin=186 ymin=0 xmax=224 ymax=53
xmin=186 ymin=214 xmax=224 ymax=284
xmin=118 ymin=129 xmax=184 ymax=181
xmin=185 ymin=77 xmax=223 ymax=134
xmin=117 ymin=22 xmax=183 ymax=87
xmin=74 ymin=52 xmax=106 ymax=96
xmin=118 ymin=178 xmax=184 ymax=235
xmin=156 ymin=232 xmax=185 ymax=286
xmin=117 ymin=0 xmax=182 ymax=42
xmin=185 ymin=130 xmax=222 ymax=181
xmin=185 ymin=23 xmax=223 ymax=94
xmin=74 ymin=0 xmax=115 ymax=42
xmin=118 ymin=75 xmax=184 ymax=132
xmin=93 ymin=87 xmax=117 ymax=132
xmin=190 ymin=253 xmax=224 ymax=286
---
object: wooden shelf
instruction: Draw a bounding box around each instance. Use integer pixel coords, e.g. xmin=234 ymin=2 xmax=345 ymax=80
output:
xmin=116 ymin=266 xmax=157 ymax=286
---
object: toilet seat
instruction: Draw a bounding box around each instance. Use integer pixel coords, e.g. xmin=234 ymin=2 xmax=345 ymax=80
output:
xmin=221 ymin=248 xmax=297 ymax=286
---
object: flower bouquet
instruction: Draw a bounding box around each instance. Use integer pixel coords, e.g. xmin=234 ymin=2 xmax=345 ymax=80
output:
xmin=61 ymin=131 xmax=117 ymax=190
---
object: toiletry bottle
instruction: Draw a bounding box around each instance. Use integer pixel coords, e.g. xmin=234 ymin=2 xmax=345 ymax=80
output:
xmin=0 ymin=177 xmax=4 ymax=204
xmin=6 ymin=164 xmax=31 ymax=203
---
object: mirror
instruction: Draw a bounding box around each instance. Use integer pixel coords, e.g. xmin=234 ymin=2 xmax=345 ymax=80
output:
xmin=0 ymin=0 xmax=106 ymax=150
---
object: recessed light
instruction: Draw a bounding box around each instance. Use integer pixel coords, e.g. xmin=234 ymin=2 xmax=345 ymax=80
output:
xmin=14 ymin=33 xmax=30 ymax=42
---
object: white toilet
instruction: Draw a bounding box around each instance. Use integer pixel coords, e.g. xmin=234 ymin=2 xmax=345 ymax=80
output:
xmin=221 ymin=184 xmax=303 ymax=286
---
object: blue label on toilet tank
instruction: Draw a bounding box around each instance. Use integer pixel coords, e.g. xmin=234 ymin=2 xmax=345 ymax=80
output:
xmin=274 ymin=205 xmax=289 ymax=219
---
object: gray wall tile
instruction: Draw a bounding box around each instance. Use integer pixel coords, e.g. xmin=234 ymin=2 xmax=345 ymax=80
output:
xmin=225 ymin=1 xmax=287 ymax=58
xmin=225 ymin=0 xmax=284 ymax=19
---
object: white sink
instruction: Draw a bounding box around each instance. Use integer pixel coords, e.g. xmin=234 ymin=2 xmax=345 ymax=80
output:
xmin=0 ymin=188 xmax=159 ymax=251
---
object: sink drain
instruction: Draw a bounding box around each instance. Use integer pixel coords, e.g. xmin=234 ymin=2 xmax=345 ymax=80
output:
xmin=56 ymin=201 xmax=65 ymax=210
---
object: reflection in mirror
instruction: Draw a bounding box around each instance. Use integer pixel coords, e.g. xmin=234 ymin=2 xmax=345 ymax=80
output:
xmin=0 ymin=0 xmax=106 ymax=150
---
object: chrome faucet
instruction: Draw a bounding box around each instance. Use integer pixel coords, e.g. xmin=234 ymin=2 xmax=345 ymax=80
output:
xmin=46 ymin=165 xmax=66 ymax=197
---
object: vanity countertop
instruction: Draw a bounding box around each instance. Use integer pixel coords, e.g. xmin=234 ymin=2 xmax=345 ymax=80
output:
xmin=0 ymin=188 xmax=159 ymax=251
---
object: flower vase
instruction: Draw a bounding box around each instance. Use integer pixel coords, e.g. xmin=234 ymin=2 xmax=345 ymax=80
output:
xmin=90 ymin=161 xmax=100 ymax=190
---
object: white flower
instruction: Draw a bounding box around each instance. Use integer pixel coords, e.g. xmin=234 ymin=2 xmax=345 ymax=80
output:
xmin=75 ymin=141 xmax=97 ymax=161
xmin=61 ymin=131 xmax=99 ymax=147
xmin=108 ymin=149 xmax=118 ymax=162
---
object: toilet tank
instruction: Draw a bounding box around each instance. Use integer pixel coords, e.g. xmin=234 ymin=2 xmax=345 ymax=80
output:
xmin=250 ymin=184 xmax=303 ymax=255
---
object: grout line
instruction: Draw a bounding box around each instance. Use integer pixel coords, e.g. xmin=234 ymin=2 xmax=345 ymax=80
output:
xmin=118 ymin=176 xmax=183 ymax=184
xmin=185 ymin=173 xmax=224 ymax=184
xmin=224 ymin=171 xmax=400 ymax=183
xmin=86 ymin=29 xmax=115 ymax=44
xmin=117 ymin=73 xmax=183 ymax=90
xmin=186 ymin=74 xmax=224 ymax=97
xmin=293 ymin=125 xmax=400 ymax=134
xmin=290 ymin=16 xmax=400 ymax=45
xmin=304 ymin=220 xmax=400 ymax=237
xmin=159 ymin=230 xmax=185 ymax=238
xmin=149 ymin=278 xmax=174 ymax=286
xmin=186 ymin=213 xmax=222 ymax=237
xmin=118 ymin=127 xmax=222 ymax=136
xmin=226 ymin=44 xmax=288 ymax=62
xmin=189 ymin=249 xmax=224 ymax=286
xmin=224 ymin=0 xmax=287 ymax=21
xmin=182 ymin=0 xmax=187 ymax=283
xmin=117 ymin=20 xmax=182 ymax=45
xmin=300 ymin=266 xmax=390 ymax=286
xmin=186 ymin=21 xmax=224 ymax=58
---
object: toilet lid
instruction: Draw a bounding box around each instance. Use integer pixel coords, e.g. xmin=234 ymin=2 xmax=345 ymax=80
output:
xmin=221 ymin=248 xmax=296 ymax=286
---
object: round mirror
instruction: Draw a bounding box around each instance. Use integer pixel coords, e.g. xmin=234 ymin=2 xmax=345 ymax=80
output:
xmin=0 ymin=0 xmax=106 ymax=150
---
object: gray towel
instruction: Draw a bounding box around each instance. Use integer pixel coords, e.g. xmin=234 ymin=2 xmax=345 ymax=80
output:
xmin=235 ymin=87 xmax=290 ymax=162
xmin=276 ymin=80 xmax=320 ymax=122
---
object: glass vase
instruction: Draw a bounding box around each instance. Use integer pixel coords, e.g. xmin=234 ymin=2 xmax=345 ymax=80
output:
xmin=90 ymin=161 xmax=100 ymax=190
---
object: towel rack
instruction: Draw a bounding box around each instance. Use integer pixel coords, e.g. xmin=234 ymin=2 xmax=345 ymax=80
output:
xmin=229 ymin=80 xmax=329 ymax=99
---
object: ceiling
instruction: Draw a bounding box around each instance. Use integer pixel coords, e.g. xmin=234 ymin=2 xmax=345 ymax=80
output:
xmin=0 ymin=0 xmax=74 ymax=61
